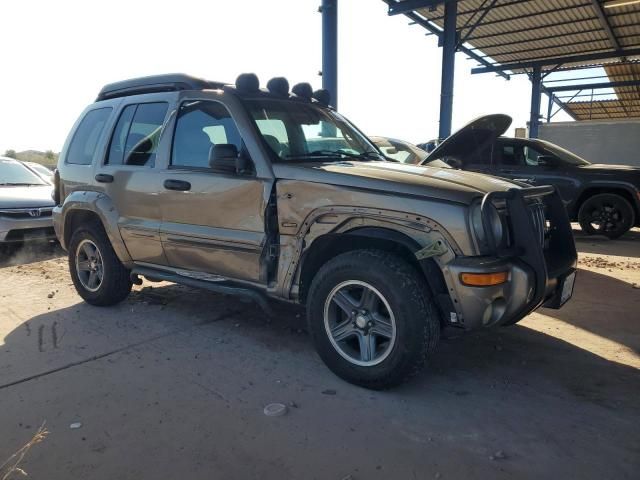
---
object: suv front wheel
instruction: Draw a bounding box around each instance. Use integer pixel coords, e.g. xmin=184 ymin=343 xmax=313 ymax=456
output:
xmin=68 ymin=221 xmax=132 ymax=306
xmin=307 ymin=249 xmax=440 ymax=389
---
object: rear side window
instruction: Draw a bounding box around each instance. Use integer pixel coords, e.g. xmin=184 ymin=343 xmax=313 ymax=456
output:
xmin=66 ymin=108 xmax=112 ymax=165
xmin=107 ymin=102 xmax=168 ymax=166
xmin=172 ymin=101 xmax=242 ymax=168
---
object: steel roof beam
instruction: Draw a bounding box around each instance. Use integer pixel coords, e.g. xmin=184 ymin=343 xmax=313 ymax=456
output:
xmin=457 ymin=0 xmax=499 ymax=46
xmin=547 ymin=60 xmax=640 ymax=73
xmin=546 ymin=79 xmax=640 ymax=93
xmin=476 ymin=37 xmax=612 ymax=60
xmin=470 ymin=30 xmax=639 ymax=53
xmin=388 ymin=0 xmax=444 ymax=16
xmin=382 ymin=0 xmax=511 ymax=79
xmin=427 ymin=0 xmax=581 ymax=21
xmin=471 ymin=47 xmax=640 ymax=74
xmin=541 ymin=85 xmax=579 ymax=120
xmin=590 ymin=0 xmax=622 ymax=53
xmin=557 ymin=91 xmax=630 ymax=98
xmin=465 ymin=17 xmax=600 ymax=42
xmin=428 ymin=2 xmax=594 ymax=24
xmin=466 ymin=27 xmax=602 ymax=50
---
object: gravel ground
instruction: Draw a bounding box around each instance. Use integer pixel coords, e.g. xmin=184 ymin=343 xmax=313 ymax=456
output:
xmin=1 ymin=228 xmax=639 ymax=479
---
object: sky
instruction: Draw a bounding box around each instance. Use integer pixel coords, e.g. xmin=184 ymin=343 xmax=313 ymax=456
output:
xmin=0 ymin=0 xmax=573 ymax=154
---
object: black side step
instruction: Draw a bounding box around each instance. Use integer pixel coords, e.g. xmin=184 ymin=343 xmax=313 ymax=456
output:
xmin=130 ymin=266 xmax=273 ymax=316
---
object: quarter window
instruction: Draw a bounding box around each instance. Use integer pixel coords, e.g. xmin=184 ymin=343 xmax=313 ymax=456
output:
xmin=524 ymin=146 xmax=544 ymax=166
xmin=107 ymin=102 xmax=168 ymax=166
xmin=66 ymin=108 xmax=112 ymax=165
xmin=172 ymin=101 xmax=243 ymax=169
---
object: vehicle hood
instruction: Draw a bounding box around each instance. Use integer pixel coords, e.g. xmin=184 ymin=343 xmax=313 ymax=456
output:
xmin=424 ymin=114 xmax=512 ymax=162
xmin=578 ymin=163 xmax=640 ymax=173
xmin=273 ymin=160 xmax=521 ymax=205
xmin=0 ymin=185 xmax=55 ymax=209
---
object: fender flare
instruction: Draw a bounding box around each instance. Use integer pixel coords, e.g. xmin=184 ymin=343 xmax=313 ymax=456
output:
xmin=58 ymin=190 xmax=132 ymax=263
xmin=575 ymin=181 xmax=640 ymax=216
xmin=276 ymin=206 xmax=459 ymax=299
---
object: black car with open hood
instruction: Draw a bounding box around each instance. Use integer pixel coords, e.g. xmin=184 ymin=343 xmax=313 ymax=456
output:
xmin=424 ymin=114 xmax=640 ymax=239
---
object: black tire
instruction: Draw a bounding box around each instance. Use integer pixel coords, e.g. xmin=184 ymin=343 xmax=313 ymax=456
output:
xmin=578 ymin=193 xmax=635 ymax=240
xmin=306 ymin=249 xmax=440 ymax=390
xmin=68 ymin=220 xmax=132 ymax=306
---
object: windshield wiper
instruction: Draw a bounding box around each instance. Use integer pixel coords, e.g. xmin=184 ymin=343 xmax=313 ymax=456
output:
xmin=286 ymin=149 xmax=387 ymax=161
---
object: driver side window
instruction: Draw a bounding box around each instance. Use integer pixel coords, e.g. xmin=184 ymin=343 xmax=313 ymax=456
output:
xmin=497 ymin=144 xmax=526 ymax=167
xmin=171 ymin=100 xmax=245 ymax=170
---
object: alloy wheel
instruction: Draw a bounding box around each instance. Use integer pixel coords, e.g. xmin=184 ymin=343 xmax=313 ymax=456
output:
xmin=75 ymin=239 xmax=104 ymax=292
xmin=323 ymin=280 xmax=397 ymax=367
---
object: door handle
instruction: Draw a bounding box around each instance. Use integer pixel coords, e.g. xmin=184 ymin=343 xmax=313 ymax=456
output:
xmin=95 ymin=173 xmax=114 ymax=183
xmin=164 ymin=179 xmax=191 ymax=191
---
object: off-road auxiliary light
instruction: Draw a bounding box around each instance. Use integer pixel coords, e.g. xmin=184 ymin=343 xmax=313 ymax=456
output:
xmin=460 ymin=272 xmax=509 ymax=287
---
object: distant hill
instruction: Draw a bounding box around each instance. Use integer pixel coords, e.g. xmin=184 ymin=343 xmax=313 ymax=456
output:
xmin=12 ymin=150 xmax=59 ymax=166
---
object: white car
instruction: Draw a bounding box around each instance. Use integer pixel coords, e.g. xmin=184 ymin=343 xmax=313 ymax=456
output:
xmin=0 ymin=157 xmax=56 ymax=245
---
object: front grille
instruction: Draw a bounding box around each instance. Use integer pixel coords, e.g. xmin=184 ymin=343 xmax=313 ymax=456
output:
xmin=0 ymin=207 xmax=53 ymax=219
xmin=528 ymin=201 xmax=547 ymax=249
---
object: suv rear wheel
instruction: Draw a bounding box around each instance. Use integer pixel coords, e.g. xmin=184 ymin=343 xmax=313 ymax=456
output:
xmin=307 ymin=249 xmax=440 ymax=389
xmin=578 ymin=193 xmax=635 ymax=239
xmin=68 ymin=221 xmax=132 ymax=306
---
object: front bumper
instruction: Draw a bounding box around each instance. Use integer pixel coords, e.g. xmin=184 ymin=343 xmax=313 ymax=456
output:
xmin=0 ymin=212 xmax=55 ymax=243
xmin=446 ymin=257 xmax=575 ymax=329
xmin=445 ymin=185 xmax=577 ymax=330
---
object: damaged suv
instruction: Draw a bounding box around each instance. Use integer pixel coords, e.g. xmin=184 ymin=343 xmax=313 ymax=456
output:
xmin=53 ymin=74 xmax=577 ymax=388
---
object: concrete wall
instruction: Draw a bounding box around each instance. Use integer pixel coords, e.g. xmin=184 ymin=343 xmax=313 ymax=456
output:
xmin=539 ymin=119 xmax=640 ymax=166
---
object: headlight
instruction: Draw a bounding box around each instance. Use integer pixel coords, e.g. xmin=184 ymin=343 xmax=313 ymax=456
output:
xmin=471 ymin=202 xmax=505 ymax=251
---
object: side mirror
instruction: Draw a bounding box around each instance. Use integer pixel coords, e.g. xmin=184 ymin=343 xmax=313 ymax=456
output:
xmin=536 ymin=155 xmax=558 ymax=168
xmin=208 ymin=144 xmax=250 ymax=174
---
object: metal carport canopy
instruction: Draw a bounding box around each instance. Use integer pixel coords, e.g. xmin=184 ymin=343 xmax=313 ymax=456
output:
xmin=319 ymin=1 xmax=640 ymax=140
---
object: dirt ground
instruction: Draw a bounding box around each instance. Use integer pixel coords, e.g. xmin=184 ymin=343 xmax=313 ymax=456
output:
xmin=1 ymin=228 xmax=639 ymax=479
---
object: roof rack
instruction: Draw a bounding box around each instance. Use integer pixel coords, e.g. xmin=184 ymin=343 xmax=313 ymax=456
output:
xmin=96 ymin=73 xmax=225 ymax=101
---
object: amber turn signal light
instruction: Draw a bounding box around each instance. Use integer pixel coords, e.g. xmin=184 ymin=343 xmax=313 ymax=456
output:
xmin=460 ymin=271 xmax=508 ymax=287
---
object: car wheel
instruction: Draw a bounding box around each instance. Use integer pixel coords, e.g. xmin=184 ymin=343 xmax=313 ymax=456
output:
xmin=307 ymin=249 xmax=440 ymax=389
xmin=578 ymin=193 xmax=635 ymax=240
xmin=68 ymin=221 xmax=132 ymax=306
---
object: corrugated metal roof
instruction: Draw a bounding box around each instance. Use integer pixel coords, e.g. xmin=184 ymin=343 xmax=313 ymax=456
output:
xmin=386 ymin=0 xmax=640 ymax=72
xmin=563 ymin=63 xmax=640 ymax=119
xmin=384 ymin=0 xmax=640 ymax=119
xmin=565 ymin=98 xmax=640 ymax=119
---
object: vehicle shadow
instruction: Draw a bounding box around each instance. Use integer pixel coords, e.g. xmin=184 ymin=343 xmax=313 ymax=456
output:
xmin=0 ymin=241 xmax=64 ymax=269
xmin=572 ymin=226 xmax=640 ymax=257
xmin=1 ymin=280 xmax=638 ymax=413
xmin=535 ymin=267 xmax=640 ymax=354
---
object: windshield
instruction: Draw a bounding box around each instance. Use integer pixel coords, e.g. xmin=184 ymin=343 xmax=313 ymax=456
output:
xmin=372 ymin=137 xmax=428 ymax=164
xmin=0 ymin=158 xmax=47 ymax=186
xmin=27 ymin=163 xmax=54 ymax=179
xmin=535 ymin=139 xmax=591 ymax=166
xmin=245 ymin=99 xmax=384 ymax=162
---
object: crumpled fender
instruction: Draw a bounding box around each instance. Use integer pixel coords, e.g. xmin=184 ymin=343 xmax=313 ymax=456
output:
xmin=275 ymin=206 xmax=459 ymax=299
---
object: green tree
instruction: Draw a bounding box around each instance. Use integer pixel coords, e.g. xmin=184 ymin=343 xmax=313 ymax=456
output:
xmin=45 ymin=150 xmax=55 ymax=160
xmin=4 ymin=149 xmax=17 ymax=159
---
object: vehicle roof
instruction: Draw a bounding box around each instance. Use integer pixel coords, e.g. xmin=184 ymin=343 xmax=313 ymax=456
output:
xmin=96 ymin=73 xmax=332 ymax=107
xmin=96 ymin=74 xmax=227 ymax=102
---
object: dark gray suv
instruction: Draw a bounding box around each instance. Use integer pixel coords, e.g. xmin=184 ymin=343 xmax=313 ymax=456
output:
xmin=53 ymin=73 xmax=577 ymax=388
